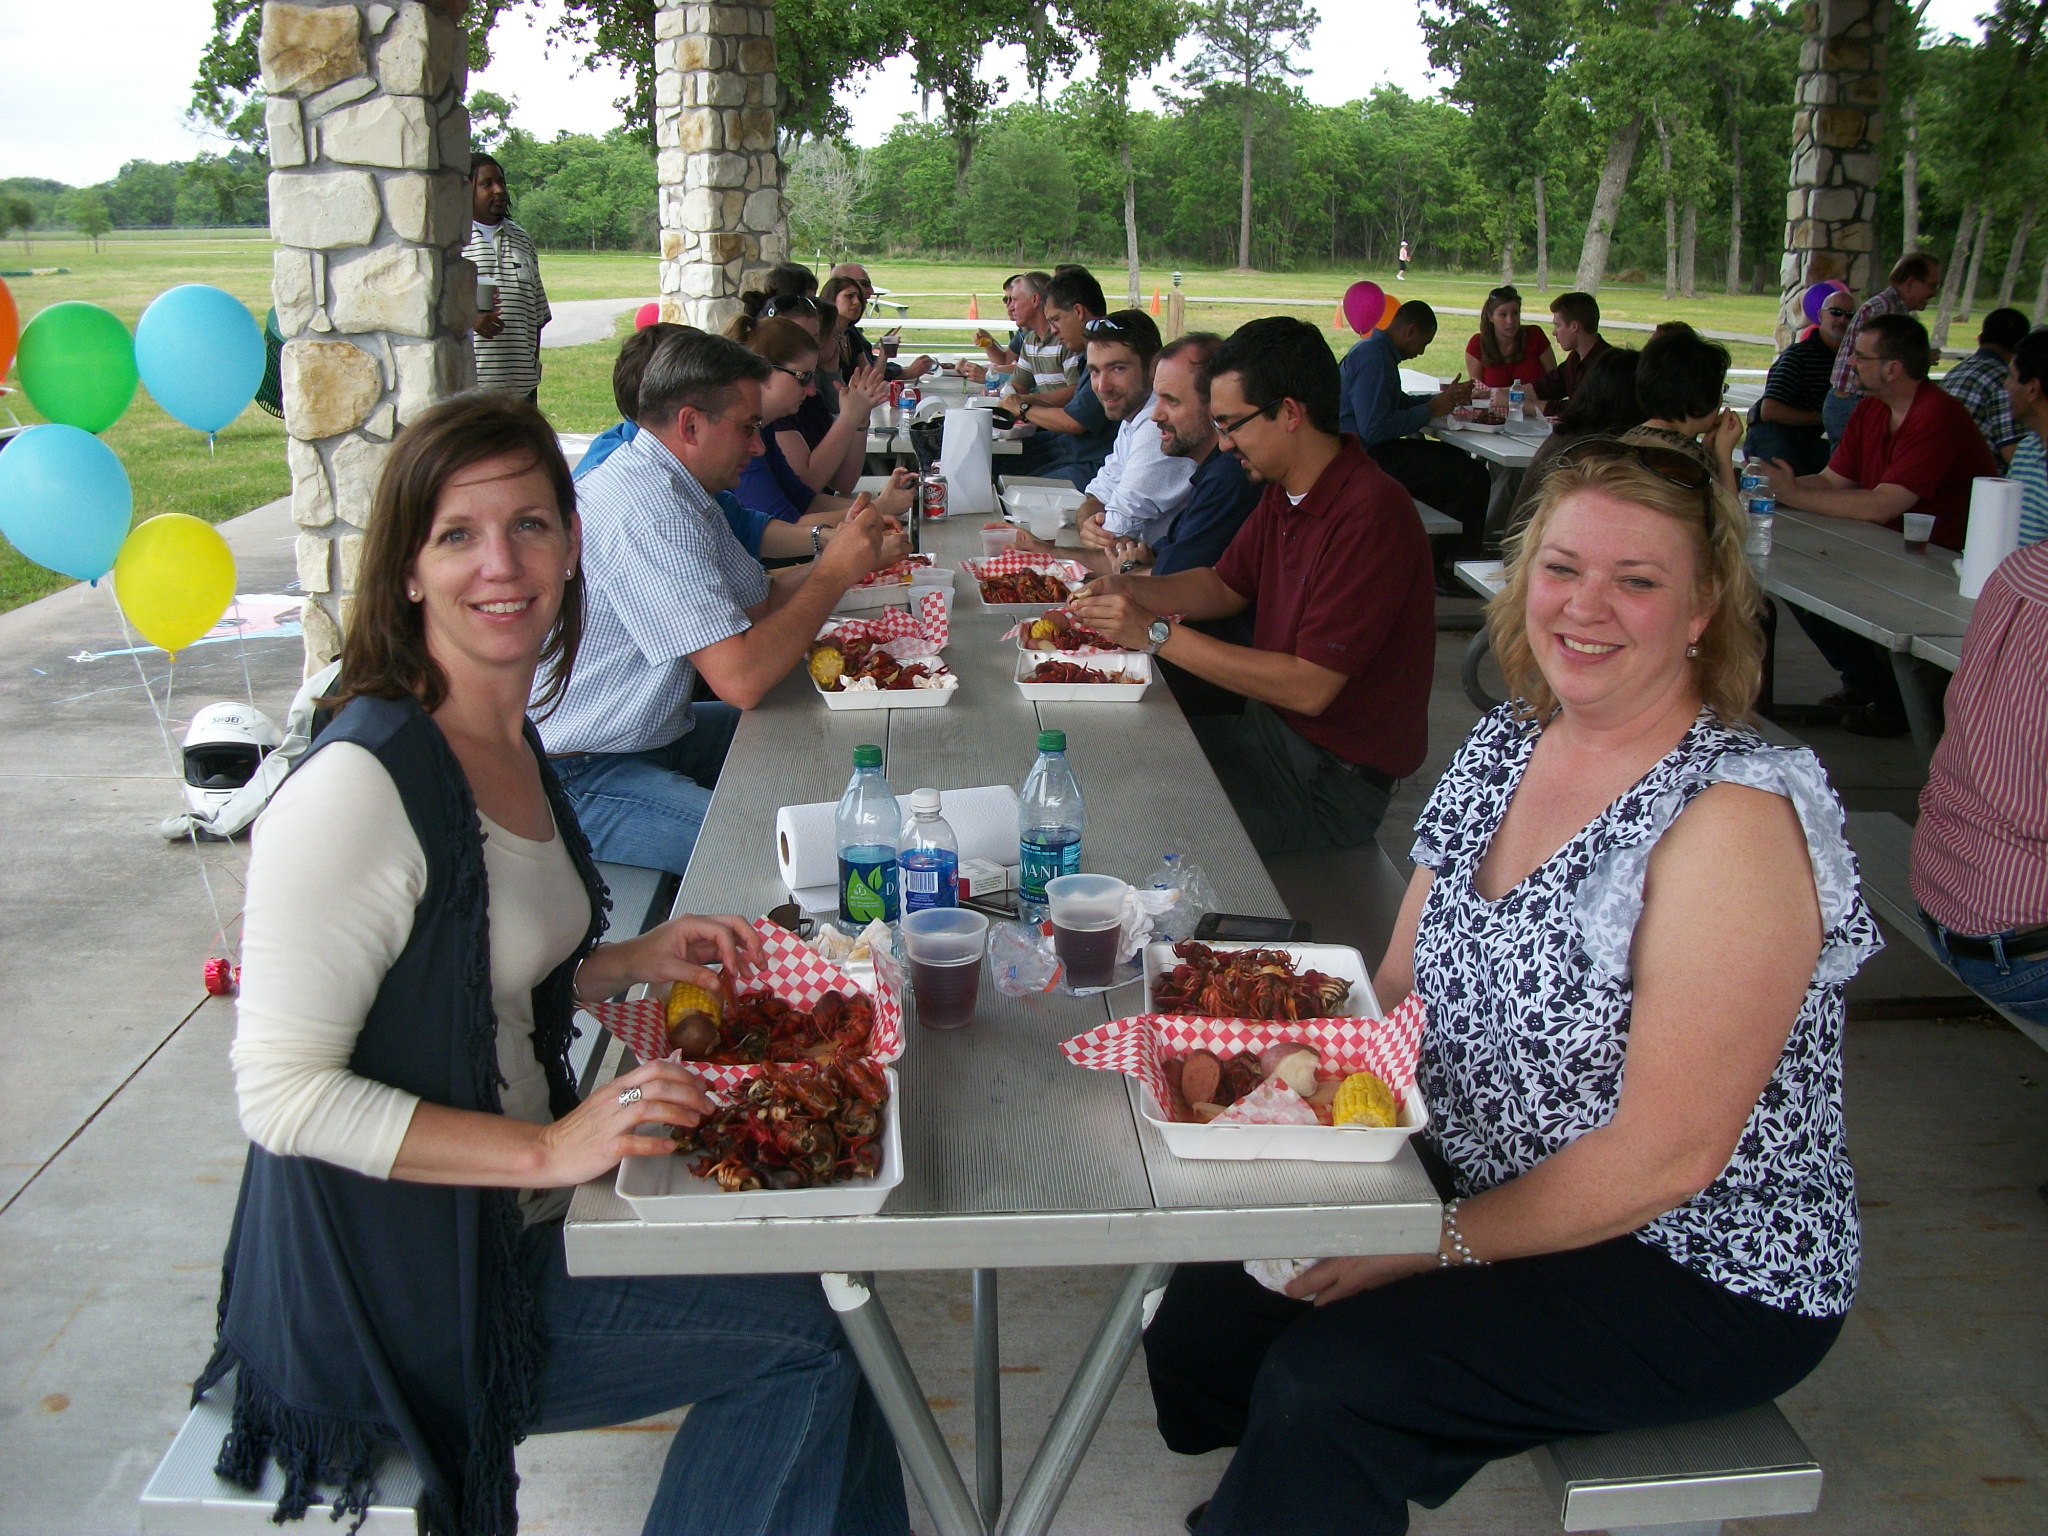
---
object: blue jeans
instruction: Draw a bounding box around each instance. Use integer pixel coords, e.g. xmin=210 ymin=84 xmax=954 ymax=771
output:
xmin=1920 ymin=916 xmax=2048 ymax=1028
xmin=1821 ymin=390 xmax=1858 ymax=445
xmin=522 ymin=1224 xmax=908 ymax=1536
xmin=552 ymin=703 xmax=741 ymax=876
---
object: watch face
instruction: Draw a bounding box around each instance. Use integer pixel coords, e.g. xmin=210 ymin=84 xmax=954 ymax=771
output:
xmin=1148 ymin=619 xmax=1171 ymax=646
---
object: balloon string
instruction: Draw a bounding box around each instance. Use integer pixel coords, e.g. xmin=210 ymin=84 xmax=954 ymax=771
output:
xmin=229 ymin=593 xmax=258 ymax=711
xmin=109 ymin=590 xmax=237 ymax=963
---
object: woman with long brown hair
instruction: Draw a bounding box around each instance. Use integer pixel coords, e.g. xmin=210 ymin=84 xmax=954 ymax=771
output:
xmin=1464 ymin=284 xmax=1556 ymax=390
xmin=194 ymin=395 xmax=907 ymax=1536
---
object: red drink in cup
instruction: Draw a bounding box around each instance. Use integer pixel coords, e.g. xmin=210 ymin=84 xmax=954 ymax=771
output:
xmin=1046 ymin=874 xmax=1128 ymax=990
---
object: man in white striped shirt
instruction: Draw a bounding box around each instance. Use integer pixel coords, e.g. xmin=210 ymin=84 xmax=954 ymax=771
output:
xmin=464 ymin=154 xmax=549 ymax=401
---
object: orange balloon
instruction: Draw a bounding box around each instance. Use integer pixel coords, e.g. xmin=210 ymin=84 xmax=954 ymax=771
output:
xmin=0 ymin=277 xmax=18 ymax=382
xmin=1375 ymin=290 xmax=1398 ymax=330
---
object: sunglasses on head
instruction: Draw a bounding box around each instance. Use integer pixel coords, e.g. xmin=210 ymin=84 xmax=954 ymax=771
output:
xmin=1552 ymin=437 xmax=1717 ymax=526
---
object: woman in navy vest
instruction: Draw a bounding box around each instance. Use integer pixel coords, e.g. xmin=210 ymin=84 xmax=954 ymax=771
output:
xmin=194 ymin=397 xmax=906 ymax=1536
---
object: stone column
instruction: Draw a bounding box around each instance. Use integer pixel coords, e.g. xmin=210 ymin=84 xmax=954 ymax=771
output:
xmin=654 ymin=2 xmax=784 ymax=332
xmin=1777 ymin=0 xmax=1892 ymax=345
xmin=263 ymin=0 xmax=474 ymax=675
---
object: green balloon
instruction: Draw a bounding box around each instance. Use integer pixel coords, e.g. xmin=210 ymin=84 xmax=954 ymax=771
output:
xmin=17 ymin=301 xmax=138 ymax=433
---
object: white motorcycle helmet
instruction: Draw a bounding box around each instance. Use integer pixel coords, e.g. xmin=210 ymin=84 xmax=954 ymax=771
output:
xmin=182 ymin=703 xmax=282 ymax=819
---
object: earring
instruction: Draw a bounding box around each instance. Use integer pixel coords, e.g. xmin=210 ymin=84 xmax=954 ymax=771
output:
xmin=564 ymin=568 xmax=576 ymax=579
xmin=407 ymin=587 xmax=421 ymax=601
xmin=1685 ymin=643 xmax=1699 ymax=658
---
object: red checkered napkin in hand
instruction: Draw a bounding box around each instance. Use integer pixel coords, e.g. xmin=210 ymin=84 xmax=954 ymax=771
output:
xmin=584 ymin=918 xmax=905 ymax=1092
xmin=966 ymin=551 xmax=1092 ymax=582
xmin=821 ymin=589 xmax=950 ymax=657
xmin=1059 ymin=992 xmax=1427 ymax=1121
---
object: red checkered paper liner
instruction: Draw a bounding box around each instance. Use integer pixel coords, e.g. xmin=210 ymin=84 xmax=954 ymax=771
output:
xmin=966 ymin=551 xmax=1092 ymax=582
xmin=853 ymin=553 xmax=936 ymax=589
xmin=1059 ymin=992 xmax=1427 ymax=1122
xmin=820 ymin=590 xmax=950 ymax=657
xmin=585 ymin=918 xmax=904 ymax=1093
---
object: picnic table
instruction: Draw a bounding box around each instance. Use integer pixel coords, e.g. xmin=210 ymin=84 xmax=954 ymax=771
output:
xmin=1433 ymin=416 xmax=1547 ymax=538
xmin=1763 ymin=509 xmax=1972 ymax=760
xmin=562 ymin=513 xmax=1442 ymax=1536
xmin=867 ymin=371 xmax=1027 ymax=460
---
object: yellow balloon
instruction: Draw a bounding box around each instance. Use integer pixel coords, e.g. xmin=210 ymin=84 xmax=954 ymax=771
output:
xmin=114 ymin=514 xmax=237 ymax=654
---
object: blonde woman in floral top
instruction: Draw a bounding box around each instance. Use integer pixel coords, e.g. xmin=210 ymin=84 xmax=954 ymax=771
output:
xmin=1146 ymin=440 xmax=1875 ymax=1536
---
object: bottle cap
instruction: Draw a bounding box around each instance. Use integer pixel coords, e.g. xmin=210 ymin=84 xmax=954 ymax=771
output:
xmin=1037 ymin=729 xmax=1066 ymax=753
xmin=853 ymin=744 xmax=883 ymax=769
xmin=910 ymin=787 xmax=941 ymax=814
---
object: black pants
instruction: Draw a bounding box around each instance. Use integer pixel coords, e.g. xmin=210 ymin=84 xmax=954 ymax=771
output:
xmin=1367 ymin=438 xmax=1492 ymax=561
xmin=1145 ymin=1238 xmax=1843 ymax=1534
xmin=1791 ymin=607 xmax=1906 ymax=724
xmin=1189 ymin=702 xmax=1392 ymax=854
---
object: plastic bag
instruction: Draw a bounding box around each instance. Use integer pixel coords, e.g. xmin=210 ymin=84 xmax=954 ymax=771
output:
xmin=989 ymin=920 xmax=1062 ymax=995
xmin=1144 ymin=854 xmax=1216 ymax=943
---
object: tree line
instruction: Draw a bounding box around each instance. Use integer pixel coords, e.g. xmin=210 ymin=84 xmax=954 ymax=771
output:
xmin=0 ymin=152 xmax=271 ymax=249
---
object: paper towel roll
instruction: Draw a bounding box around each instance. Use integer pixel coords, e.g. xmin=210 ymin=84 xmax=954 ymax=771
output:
xmin=776 ymin=784 xmax=1021 ymax=909
xmin=1960 ymin=477 xmax=2023 ymax=599
xmin=940 ymin=409 xmax=996 ymax=516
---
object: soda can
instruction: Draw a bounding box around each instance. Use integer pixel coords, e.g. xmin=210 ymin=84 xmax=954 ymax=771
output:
xmin=921 ymin=472 xmax=949 ymax=521
xmin=888 ymin=381 xmax=903 ymax=409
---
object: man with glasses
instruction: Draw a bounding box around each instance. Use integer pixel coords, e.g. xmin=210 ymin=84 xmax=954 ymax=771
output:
xmin=1005 ymin=266 xmax=1119 ymax=487
xmin=1826 ymin=251 xmax=1941 ymax=444
xmin=1940 ymin=306 xmax=2031 ymax=466
xmin=1761 ymin=313 xmax=1999 ymax=735
xmin=537 ymin=330 xmax=893 ymax=873
xmin=1071 ymin=317 xmax=1434 ymax=851
xmin=1745 ymin=289 xmax=1853 ymax=475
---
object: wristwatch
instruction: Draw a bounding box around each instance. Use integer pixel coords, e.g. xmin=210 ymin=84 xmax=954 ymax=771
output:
xmin=1144 ymin=618 xmax=1172 ymax=655
xmin=1017 ymin=399 xmax=1033 ymax=421
xmin=810 ymin=525 xmax=825 ymax=556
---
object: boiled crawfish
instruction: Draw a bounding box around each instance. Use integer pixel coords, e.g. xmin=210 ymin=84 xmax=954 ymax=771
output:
xmin=980 ymin=569 xmax=1072 ymax=605
xmin=673 ymin=1058 xmax=890 ymax=1191
xmin=1149 ymin=941 xmax=1351 ymax=1021
xmin=680 ymin=988 xmax=876 ymax=1065
xmin=1027 ymin=658 xmax=1131 ymax=685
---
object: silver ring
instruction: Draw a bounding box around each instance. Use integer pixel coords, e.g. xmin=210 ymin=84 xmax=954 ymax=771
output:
xmin=617 ymin=1085 xmax=643 ymax=1108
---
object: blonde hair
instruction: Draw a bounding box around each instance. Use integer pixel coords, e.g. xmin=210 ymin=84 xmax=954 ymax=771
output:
xmin=1488 ymin=447 xmax=1764 ymax=723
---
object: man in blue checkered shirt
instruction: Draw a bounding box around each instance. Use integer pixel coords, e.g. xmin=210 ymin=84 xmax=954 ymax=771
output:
xmin=1940 ymin=306 xmax=2030 ymax=466
xmin=537 ymin=330 xmax=894 ymax=874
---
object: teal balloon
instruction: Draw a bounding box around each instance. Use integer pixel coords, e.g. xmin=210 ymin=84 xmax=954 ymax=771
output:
xmin=15 ymin=301 xmax=138 ymax=433
xmin=136 ymin=285 xmax=265 ymax=435
xmin=0 ymin=424 xmax=133 ymax=581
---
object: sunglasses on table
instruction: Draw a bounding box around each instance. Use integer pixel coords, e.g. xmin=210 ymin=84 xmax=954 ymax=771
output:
xmin=1212 ymin=399 xmax=1283 ymax=438
xmin=1552 ymin=437 xmax=1717 ymax=526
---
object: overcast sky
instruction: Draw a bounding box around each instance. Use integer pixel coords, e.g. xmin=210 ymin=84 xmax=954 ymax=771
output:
xmin=0 ymin=0 xmax=1995 ymax=189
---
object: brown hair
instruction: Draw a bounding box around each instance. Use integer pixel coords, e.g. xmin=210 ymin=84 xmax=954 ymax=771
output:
xmin=612 ymin=322 xmax=694 ymax=419
xmin=1489 ymin=447 xmax=1763 ymax=724
xmin=330 ymin=396 xmax=581 ymax=718
xmin=1478 ymin=285 xmax=1527 ymax=371
xmin=744 ymin=315 xmax=822 ymax=370
xmin=1890 ymin=251 xmax=1940 ymax=287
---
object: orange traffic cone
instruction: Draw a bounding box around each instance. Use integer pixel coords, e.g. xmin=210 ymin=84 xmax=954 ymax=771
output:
xmin=967 ymin=293 xmax=980 ymax=320
xmin=1333 ymin=300 xmax=1346 ymax=329
xmin=1150 ymin=287 xmax=1161 ymax=315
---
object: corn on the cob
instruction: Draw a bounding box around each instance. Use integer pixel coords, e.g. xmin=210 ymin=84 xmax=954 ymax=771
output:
xmin=1331 ymin=1071 xmax=1398 ymax=1129
xmin=665 ymin=980 xmax=724 ymax=1030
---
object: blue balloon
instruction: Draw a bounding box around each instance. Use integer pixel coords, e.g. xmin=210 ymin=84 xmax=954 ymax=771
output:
xmin=0 ymin=425 xmax=133 ymax=582
xmin=135 ymin=285 xmax=265 ymax=436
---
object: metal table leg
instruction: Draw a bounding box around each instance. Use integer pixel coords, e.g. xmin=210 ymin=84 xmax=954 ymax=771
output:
xmin=995 ymin=1263 xmax=1175 ymax=1536
xmin=1889 ymin=650 xmax=1947 ymax=768
xmin=822 ymin=1272 xmax=985 ymax=1536
xmin=972 ymin=1269 xmax=1003 ymax=1528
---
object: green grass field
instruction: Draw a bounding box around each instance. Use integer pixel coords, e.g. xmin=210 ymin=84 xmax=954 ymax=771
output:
xmin=1 ymin=232 xmax=1798 ymax=613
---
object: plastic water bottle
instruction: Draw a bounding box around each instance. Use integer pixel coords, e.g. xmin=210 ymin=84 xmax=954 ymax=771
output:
xmin=1018 ymin=729 xmax=1084 ymax=926
xmin=899 ymin=787 xmax=960 ymax=915
xmin=1745 ymin=491 xmax=1775 ymax=574
xmin=836 ymin=744 xmax=899 ymax=926
xmin=898 ymin=380 xmax=920 ymax=432
xmin=1508 ymin=382 xmax=1526 ymax=420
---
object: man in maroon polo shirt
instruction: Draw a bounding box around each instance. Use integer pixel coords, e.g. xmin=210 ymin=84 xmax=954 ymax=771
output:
xmin=1759 ymin=313 xmax=2000 ymax=735
xmin=1070 ymin=316 xmax=1435 ymax=852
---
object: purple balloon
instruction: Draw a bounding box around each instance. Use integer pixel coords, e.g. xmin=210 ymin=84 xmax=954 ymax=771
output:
xmin=1802 ymin=280 xmax=1849 ymax=324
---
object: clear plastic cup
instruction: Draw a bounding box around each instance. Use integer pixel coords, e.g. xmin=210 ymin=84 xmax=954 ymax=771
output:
xmin=898 ymin=908 xmax=988 ymax=1030
xmin=1027 ymin=504 xmax=1064 ymax=542
xmin=1902 ymin=512 xmax=1935 ymax=552
xmin=1046 ymin=874 xmax=1128 ymax=989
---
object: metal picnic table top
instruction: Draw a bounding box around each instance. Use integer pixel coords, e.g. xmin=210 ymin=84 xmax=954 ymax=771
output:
xmin=562 ymin=512 xmax=1440 ymax=1535
xmin=1765 ymin=510 xmax=1975 ymax=653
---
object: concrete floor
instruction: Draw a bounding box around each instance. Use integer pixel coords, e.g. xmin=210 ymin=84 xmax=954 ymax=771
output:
xmin=0 ymin=500 xmax=2042 ymax=1533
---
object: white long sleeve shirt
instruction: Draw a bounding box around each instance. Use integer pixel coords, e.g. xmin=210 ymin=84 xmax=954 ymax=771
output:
xmin=230 ymin=743 xmax=590 ymax=1221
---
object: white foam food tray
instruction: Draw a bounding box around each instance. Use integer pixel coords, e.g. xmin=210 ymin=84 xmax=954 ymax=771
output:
xmin=616 ymin=1069 xmax=903 ymax=1220
xmin=833 ymin=562 xmax=953 ymax=613
xmin=961 ymin=557 xmax=1087 ymax=613
xmin=814 ymin=666 xmax=958 ymax=710
xmin=1014 ymin=650 xmax=1151 ymax=702
xmin=1136 ymin=941 xmax=1420 ymax=1162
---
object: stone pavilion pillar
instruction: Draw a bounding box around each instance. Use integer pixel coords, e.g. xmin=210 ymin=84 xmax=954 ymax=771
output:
xmin=262 ymin=0 xmax=475 ymax=675
xmin=654 ymin=2 xmax=785 ymax=332
xmin=1776 ymin=0 xmax=1892 ymax=346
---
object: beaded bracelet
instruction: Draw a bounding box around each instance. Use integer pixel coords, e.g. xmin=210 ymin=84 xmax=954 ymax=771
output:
xmin=1437 ymin=1198 xmax=1486 ymax=1268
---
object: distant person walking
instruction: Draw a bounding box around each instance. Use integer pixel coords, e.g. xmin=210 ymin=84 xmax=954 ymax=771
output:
xmin=463 ymin=153 xmax=549 ymax=402
xmin=1397 ymin=240 xmax=1410 ymax=281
